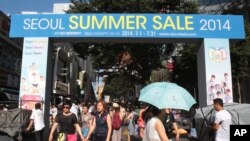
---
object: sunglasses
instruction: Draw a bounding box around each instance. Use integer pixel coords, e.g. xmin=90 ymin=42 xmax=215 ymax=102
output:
xmin=63 ymin=106 xmax=70 ymax=109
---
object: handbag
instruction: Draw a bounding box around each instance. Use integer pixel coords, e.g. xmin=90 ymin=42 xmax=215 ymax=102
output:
xmin=82 ymin=127 xmax=89 ymax=137
xmin=57 ymin=133 xmax=67 ymax=141
xmin=190 ymin=128 xmax=197 ymax=138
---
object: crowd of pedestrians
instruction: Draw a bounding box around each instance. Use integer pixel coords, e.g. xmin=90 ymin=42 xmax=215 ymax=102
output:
xmin=24 ymin=99 xmax=181 ymax=141
xmin=24 ymin=97 xmax=231 ymax=141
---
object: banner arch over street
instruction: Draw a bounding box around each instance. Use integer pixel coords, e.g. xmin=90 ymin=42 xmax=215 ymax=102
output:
xmin=9 ymin=13 xmax=245 ymax=138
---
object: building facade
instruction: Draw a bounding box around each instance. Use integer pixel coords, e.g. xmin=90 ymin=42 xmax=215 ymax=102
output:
xmin=51 ymin=3 xmax=96 ymax=103
xmin=0 ymin=11 xmax=22 ymax=102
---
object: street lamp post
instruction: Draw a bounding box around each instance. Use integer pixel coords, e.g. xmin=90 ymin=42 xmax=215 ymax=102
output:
xmin=97 ymin=69 xmax=100 ymax=100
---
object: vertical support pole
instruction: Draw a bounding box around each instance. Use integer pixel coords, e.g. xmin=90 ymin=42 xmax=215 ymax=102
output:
xmin=197 ymin=40 xmax=207 ymax=107
xmin=19 ymin=37 xmax=53 ymax=140
xmin=43 ymin=38 xmax=53 ymax=140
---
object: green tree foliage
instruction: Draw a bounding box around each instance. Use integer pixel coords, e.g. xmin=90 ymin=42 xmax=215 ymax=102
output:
xmin=222 ymin=1 xmax=250 ymax=102
xmin=230 ymin=22 xmax=250 ymax=102
xmin=179 ymin=1 xmax=199 ymax=14
xmin=172 ymin=44 xmax=198 ymax=90
xmin=68 ymin=0 xmax=158 ymax=13
xmin=231 ymin=22 xmax=250 ymax=78
xmin=102 ymin=74 xmax=134 ymax=99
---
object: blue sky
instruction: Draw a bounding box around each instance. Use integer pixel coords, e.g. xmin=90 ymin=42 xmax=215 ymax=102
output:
xmin=0 ymin=0 xmax=70 ymax=15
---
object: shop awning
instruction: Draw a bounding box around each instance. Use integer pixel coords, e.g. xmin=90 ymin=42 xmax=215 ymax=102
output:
xmin=0 ymin=88 xmax=19 ymax=101
xmin=4 ymin=92 xmax=19 ymax=101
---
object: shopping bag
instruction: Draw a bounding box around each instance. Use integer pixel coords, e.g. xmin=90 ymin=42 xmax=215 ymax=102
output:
xmin=82 ymin=127 xmax=89 ymax=137
xmin=57 ymin=133 xmax=67 ymax=141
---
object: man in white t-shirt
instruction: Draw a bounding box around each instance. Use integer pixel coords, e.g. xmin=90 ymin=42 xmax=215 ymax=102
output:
xmin=211 ymin=98 xmax=232 ymax=141
xmin=26 ymin=103 xmax=45 ymax=141
xmin=50 ymin=104 xmax=58 ymax=122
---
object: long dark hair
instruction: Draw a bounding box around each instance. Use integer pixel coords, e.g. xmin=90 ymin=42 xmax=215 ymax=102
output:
xmin=142 ymin=104 xmax=162 ymax=123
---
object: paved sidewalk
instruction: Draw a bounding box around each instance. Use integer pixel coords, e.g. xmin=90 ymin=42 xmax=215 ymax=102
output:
xmin=121 ymin=125 xmax=129 ymax=141
xmin=121 ymin=125 xmax=190 ymax=141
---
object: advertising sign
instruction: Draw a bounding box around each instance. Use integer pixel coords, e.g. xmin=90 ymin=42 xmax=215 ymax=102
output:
xmin=91 ymin=76 xmax=105 ymax=100
xmin=204 ymin=38 xmax=233 ymax=105
xmin=104 ymin=95 xmax=110 ymax=103
xmin=19 ymin=37 xmax=48 ymax=109
xmin=10 ymin=14 xmax=244 ymax=39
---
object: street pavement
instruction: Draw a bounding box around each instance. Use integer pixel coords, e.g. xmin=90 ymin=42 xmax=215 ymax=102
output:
xmin=121 ymin=125 xmax=190 ymax=141
xmin=121 ymin=125 xmax=129 ymax=141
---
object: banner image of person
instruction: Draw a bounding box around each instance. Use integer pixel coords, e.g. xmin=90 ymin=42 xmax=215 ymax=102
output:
xmin=104 ymin=95 xmax=110 ymax=103
xmin=204 ymin=38 xmax=233 ymax=105
xmin=19 ymin=38 xmax=49 ymax=110
xmin=92 ymin=76 xmax=105 ymax=100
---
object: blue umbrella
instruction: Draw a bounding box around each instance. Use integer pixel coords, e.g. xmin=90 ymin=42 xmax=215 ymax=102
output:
xmin=139 ymin=82 xmax=196 ymax=111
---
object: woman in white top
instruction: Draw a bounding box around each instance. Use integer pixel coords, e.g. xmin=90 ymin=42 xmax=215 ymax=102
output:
xmin=142 ymin=105 xmax=169 ymax=141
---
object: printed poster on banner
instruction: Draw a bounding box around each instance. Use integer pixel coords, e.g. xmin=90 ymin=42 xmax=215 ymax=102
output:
xmin=91 ymin=76 xmax=105 ymax=100
xmin=19 ymin=38 xmax=49 ymax=110
xmin=204 ymin=38 xmax=233 ymax=105
xmin=104 ymin=95 xmax=110 ymax=103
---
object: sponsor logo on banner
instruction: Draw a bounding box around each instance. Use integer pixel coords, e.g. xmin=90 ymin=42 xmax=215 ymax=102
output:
xmin=209 ymin=48 xmax=227 ymax=62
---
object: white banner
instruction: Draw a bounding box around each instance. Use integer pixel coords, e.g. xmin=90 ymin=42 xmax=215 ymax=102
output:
xmin=91 ymin=75 xmax=105 ymax=100
xmin=19 ymin=38 xmax=49 ymax=110
xmin=204 ymin=38 xmax=233 ymax=105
